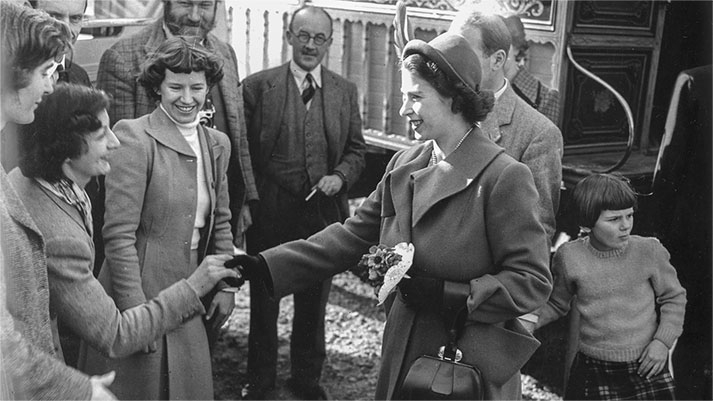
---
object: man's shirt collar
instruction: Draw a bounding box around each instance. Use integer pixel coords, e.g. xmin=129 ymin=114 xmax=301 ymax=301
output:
xmin=494 ymin=78 xmax=509 ymax=101
xmin=290 ymin=60 xmax=323 ymax=89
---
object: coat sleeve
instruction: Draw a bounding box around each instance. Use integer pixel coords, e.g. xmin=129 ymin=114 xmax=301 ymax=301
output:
xmin=466 ymin=161 xmax=553 ymax=323
xmin=241 ymin=76 xmax=260 ymax=172
xmin=535 ymin=247 xmax=574 ymax=329
xmin=0 ymin=269 xmax=92 ymax=400
xmin=102 ymin=121 xmax=151 ymax=310
xmin=96 ymin=47 xmax=138 ymax=126
xmin=228 ymin=47 xmax=258 ymax=203
xmin=521 ymin=123 xmax=563 ymax=241
xmin=45 ymin=236 xmax=205 ymax=358
xmin=332 ymin=81 xmax=366 ymax=190
xmin=262 ymin=149 xmax=407 ymax=298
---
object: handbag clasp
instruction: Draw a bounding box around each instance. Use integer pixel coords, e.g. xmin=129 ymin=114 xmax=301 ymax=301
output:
xmin=438 ymin=345 xmax=463 ymax=362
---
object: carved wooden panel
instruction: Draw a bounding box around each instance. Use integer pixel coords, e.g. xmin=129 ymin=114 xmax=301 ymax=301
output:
xmin=563 ymin=49 xmax=650 ymax=151
xmin=572 ymin=1 xmax=658 ymax=36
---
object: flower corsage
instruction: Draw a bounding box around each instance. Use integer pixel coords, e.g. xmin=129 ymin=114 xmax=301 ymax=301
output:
xmin=355 ymin=242 xmax=414 ymax=305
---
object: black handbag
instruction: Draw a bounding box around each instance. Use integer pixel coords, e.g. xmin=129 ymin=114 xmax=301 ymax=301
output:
xmin=395 ymin=283 xmax=484 ymax=400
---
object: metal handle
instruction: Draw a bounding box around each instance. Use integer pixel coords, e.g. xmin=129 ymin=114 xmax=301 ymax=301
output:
xmin=566 ymin=44 xmax=635 ymax=173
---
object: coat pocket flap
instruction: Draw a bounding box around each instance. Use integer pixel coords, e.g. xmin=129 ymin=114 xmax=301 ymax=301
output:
xmin=457 ymin=319 xmax=540 ymax=385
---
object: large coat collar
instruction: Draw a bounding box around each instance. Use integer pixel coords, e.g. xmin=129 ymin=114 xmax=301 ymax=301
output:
xmin=145 ymin=108 xmax=216 ymax=155
xmin=8 ymin=171 xmax=88 ymax=235
xmin=143 ymin=108 xmax=218 ymax=214
xmin=386 ymin=127 xmax=505 ymax=239
xmin=1 ymin=168 xmax=40 ymax=236
xmin=258 ymin=63 xmax=346 ymax=163
xmin=481 ymin=84 xmax=518 ymax=143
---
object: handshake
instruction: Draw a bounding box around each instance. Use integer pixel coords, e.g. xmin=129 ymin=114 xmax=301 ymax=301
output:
xmin=221 ymin=253 xmax=267 ymax=289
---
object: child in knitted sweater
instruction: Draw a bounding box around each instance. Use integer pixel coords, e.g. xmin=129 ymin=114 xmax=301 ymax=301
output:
xmin=536 ymin=173 xmax=686 ymax=400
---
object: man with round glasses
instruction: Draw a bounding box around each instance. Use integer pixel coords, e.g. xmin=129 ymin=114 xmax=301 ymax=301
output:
xmin=241 ymin=5 xmax=366 ymax=400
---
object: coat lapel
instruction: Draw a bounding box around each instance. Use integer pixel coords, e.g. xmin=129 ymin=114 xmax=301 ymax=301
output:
xmin=37 ymin=184 xmax=87 ymax=233
xmin=145 ymin=108 xmax=195 ymax=157
xmin=259 ymin=64 xmax=290 ymax=165
xmin=197 ymin=125 xmax=217 ymax=216
xmin=321 ymin=68 xmax=342 ymax=161
xmin=384 ymin=145 xmax=432 ymax=243
xmin=481 ymin=84 xmax=517 ymax=144
xmin=411 ymin=129 xmax=504 ymax=226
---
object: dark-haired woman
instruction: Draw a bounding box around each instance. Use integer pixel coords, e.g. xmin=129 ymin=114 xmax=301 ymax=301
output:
xmin=82 ymin=37 xmax=236 ymax=400
xmin=10 ymin=80 xmax=237 ymax=380
xmin=231 ymin=33 xmax=552 ymax=399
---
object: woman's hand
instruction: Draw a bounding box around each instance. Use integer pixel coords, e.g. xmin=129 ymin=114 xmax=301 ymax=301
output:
xmin=637 ymin=339 xmax=669 ymax=379
xmin=90 ymin=371 xmax=117 ymax=400
xmin=206 ymin=290 xmax=235 ymax=330
xmin=186 ymin=254 xmax=239 ymax=297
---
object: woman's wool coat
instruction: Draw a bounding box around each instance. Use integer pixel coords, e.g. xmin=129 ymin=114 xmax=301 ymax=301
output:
xmin=262 ymin=129 xmax=553 ymax=399
xmin=81 ymin=108 xmax=234 ymax=400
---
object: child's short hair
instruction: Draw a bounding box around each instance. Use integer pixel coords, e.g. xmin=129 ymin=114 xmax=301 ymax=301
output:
xmin=571 ymin=173 xmax=638 ymax=228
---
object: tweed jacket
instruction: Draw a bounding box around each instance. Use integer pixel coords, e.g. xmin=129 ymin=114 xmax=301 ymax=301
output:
xmin=480 ymin=83 xmax=563 ymax=241
xmin=242 ymin=62 xmax=366 ymax=219
xmin=262 ymin=129 xmax=552 ymax=399
xmin=96 ymin=18 xmax=257 ymax=236
xmin=0 ymin=168 xmax=91 ymax=400
xmin=511 ymin=67 xmax=560 ymax=125
xmin=8 ymin=169 xmax=205 ymax=359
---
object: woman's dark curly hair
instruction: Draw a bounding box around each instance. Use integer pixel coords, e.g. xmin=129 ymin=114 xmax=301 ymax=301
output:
xmin=138 ymin=37 xmax=224 ymax=102
xmin=19 ymin=83 xmax=111 ymax=182
xmin=1 ymin=1 xmax=71 ymax=91
xmin=401 ymin=53 xmax=494 ymax=124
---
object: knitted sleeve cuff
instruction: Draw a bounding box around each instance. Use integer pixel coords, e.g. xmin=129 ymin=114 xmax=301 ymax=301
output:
xmin=653 ymin=325 xmax=681 ymax=349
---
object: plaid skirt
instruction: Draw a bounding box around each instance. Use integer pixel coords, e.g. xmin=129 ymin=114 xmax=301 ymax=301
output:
xmin=565 ymin=352 xmax=676 ymax=400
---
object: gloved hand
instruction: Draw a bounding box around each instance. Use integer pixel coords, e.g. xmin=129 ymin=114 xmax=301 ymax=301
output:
xmin=398 ymin=276 xmax=444 ymax=309
xmin=224 ymin=253 xmax=268 ymax=286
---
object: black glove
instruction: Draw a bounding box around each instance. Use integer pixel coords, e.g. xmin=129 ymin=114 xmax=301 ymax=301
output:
xmin=224 ymin=254 xmax=269 ymax=287
xmin=398 ymin=276 xmax=444 ymax=309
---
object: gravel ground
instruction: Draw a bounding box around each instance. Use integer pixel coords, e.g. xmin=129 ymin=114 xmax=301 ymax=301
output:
xmin=213 ymin=272 xmax=562 ymax=400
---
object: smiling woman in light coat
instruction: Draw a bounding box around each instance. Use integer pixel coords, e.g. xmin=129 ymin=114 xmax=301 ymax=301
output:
xmin=231 ymin=33 xmax=553 ymax=400
xmin=81 ymin=38 xmax=237 ymax=400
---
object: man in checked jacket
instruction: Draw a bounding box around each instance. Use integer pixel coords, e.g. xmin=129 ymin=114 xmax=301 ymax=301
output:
xmin=502 ymin=13 xmax=561 ymax=126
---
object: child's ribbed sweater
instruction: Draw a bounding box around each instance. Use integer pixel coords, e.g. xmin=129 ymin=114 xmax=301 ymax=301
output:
xmin=537 ymin=235 xmax=687 ymax=362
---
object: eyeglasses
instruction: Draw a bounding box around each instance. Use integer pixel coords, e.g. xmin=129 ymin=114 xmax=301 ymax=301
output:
xmin=291 ymin=30 xmax=331 ymax=46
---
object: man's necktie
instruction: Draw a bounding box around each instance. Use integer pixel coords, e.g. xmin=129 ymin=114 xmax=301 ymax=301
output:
xmin=301 ymin=73 xmax=315 ymax=104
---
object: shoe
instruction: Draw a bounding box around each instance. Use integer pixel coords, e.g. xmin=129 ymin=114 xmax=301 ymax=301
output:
xmin=287 ymin=378 xmax=330 ymax=400
xmin=240 ymin=383 xmax=271 ymax=400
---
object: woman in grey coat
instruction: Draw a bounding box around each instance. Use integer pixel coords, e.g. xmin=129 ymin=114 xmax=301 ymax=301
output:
xmin=82 ymin=38 xmax=238 ymax=400
xmin=11 ymin=83 xmax=237 ymax=377
xmin=231 ymin=33 xmax=552 ymax=400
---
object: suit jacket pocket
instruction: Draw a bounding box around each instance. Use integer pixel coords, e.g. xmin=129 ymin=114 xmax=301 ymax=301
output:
xmin=457 ymin=319 xmax=540 ymax=385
